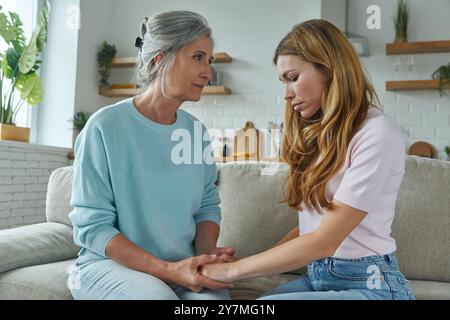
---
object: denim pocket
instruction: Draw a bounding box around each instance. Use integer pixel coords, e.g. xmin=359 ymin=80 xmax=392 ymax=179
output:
xmin=328 ymin=260 xmax=372 ymax=281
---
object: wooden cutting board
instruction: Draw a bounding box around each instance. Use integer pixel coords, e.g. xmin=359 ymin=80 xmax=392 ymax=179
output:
xmin=233 ymin=121 xmax=262 ymax=160
xmin=408 ymin=141 xmax=435 ymax=158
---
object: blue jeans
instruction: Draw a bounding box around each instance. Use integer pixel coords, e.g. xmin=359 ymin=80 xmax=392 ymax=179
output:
xmin=259 ymin=253 xmax=415 ymax=300
xmin=68 ymin=258 xmax=230 ymax=300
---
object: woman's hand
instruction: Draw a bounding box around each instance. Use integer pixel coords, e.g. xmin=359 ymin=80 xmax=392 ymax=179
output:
xmin=199 ymin=261 xmax=237 ymax=283
xmin=166 ymin=254 xmax=233 ymax=293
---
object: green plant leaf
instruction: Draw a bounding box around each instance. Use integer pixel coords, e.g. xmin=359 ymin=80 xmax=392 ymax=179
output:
xmin=8 ymin=12 xmax=26 ymax=53
xmin=36 ymin=0 xmax=50 ymax=52
xmin=15 ymin=72 xmax=43 ymax=106
xmin=18 ymin=31 xmax=38 ymax=74
xmin=0 ymin=12 xmax=16 ymax=42
xmin=1 ymin=47 xmax=19 ymax=79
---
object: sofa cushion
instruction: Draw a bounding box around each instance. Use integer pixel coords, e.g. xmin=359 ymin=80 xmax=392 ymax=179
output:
xmin=0 ymin=222 xmax=79 ymax=274
xmin=410 ymin=280 xmax=450 ymax=300
xmin=216 ymin=162 xmax=303 ymax=272
xmin=0 ymin=259 xmax=76 ymax=300
xmin=392 ymin=156 xmax=450 ymax=282
xmin=46 ymin=166 xmax=74 ymax=227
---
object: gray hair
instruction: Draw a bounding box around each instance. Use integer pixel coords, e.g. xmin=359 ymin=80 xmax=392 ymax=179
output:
xmin=135 ymin=11 xmax=213 ymax=94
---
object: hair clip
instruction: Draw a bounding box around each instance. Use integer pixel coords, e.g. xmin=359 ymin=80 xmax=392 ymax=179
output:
xmin=135 ymin=37 xmax=143 ymax=49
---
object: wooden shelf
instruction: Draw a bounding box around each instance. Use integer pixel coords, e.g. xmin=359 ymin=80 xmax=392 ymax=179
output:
xmin=386 ymin=80 xmax=450 ymax=91
xmin=99 ymin=85 xmax=231 ymax=97
xmin=386 ymin=40 xmax=450 ymax=55
xmin=111 ymin=52 xmax=232 ymax=68
xmin=111 ymin=57 xmax=136 ymax=68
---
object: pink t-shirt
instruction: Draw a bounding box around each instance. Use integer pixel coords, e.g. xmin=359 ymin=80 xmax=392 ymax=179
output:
xmin=299 ymin=107 xmax=406 ymax=259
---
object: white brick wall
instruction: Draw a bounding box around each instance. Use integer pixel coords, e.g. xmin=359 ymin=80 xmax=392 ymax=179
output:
xmin=181 ymin=91 xmax=450 ymax=160
xmin=0 ymin=141 xmax=72 ymax=230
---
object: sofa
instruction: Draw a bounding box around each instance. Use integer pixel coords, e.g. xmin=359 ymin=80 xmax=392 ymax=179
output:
xmin=0 ymin=155 xmax=449 ymax=300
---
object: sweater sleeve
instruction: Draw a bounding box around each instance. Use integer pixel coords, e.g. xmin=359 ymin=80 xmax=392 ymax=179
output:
xmin=194 ymin=128 xmax=221 ymax=225
xmin=69 ymin=123 xmax=121 ymax=257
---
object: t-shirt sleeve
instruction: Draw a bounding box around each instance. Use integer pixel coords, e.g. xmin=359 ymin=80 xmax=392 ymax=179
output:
xmin=194 ymin=127 xmax=221 ymax=225
xmin=333 ymin=120 xmax=406 ymax=213
xmin=68 ymin=122 xmax=121 ymax=257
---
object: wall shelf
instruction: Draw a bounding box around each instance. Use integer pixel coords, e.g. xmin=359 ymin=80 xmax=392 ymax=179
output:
xmin=99 ymin=85 xmax=231 ymax=97
xmin=111 ymin=52 xmax=232 ymax=68
xmin=386 ymin=80 xmax=450 ymax=91
xmin=386 ymin=40 xmax=450 ymax=55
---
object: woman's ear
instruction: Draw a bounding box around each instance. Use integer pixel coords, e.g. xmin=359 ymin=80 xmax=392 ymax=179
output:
xmin=153 ymin=53 xmax=165 ymax=63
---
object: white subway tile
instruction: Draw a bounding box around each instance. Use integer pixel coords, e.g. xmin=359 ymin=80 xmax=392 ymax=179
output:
xmin=256 ymin=95 xmax=278 ymax=104
xmin=396 ymin=115 xmax=422 ymax=126
xmin=23 ymin=214 xmax=46 ymax=224
xmin=234 ymin=117 xmax=255 ymax=128
xmin=0 ymin=185 xmax=25 ymax=193
xmin=0 ymin=216 xmax=23 ymax=229
xmin=0 ymin=160 xmax=12 ymax=168
xmin=182 ymin=106 xmax=203 ymax=119
xmin=213 ymin=117 xmax=234 ymax=128
xmin=437 ymin=102 xmax=450 ymax=113
xmin=266 ymin=105 xmax=284 ymax=116
xmin=436 ymin=128 xmax=450 ymax=139
xmin=397 ymin=92 xmax=424 ymax=102
xmin=0 ymin=193 xmax=13 ymax=202
xmin=214 ymin=96 xmax=236 ymax=105
xmin=26 ymin=184 xmax=48 ymax=193
xmin=38 ymin=161 xmax=66 ymax=169
xmin=245 ymin=106 xmax=266 ymax=115
xmin=14 ymin=208 xmax=36 ymax=216
xmin=409 ymin=127 xmax=435 ymax=139
xmin=2 ymin=152 xmax=26 ymax=160
xmin=384 ymin=102 xmax=410 ymax=115
xmin=234 ymin=95 xmax=257 ymax=105
xmin=0 ymin=177 xmax=12 ymax=185
xmin=204 ymin=105 xmax=224 ymax=116
xmin=423 ymin=115 xmax=450 ymax=127
xmin=410 ymin=102 xmax=437 ymax=114
xmin=12 ymin=177 xmax=27 ymax=185
xmin=255 ymin=117 xmax=276 ymax=130
xmin=13 ymin=192 xmax=45 ymax=201
xmin=223 ymin=106 xmax=244 ymax=116
xmin=12 ymin=161 xmax=28 ymax=169
xmin=0 ymin=209 xmax=10 ymax=219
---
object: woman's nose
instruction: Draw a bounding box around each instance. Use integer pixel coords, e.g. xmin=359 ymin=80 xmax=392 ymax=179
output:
xmin=284 ymin=85 xmax=294 ymax=101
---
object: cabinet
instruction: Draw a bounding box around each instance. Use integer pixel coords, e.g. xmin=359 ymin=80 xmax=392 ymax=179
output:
xmin=99 ymin=52 xmax=232 ymax=97
xmin=385 ymin=40 xmax=450 ymax=91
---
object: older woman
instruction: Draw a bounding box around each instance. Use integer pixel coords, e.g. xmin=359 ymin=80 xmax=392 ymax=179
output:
xmin=68 ymin=11 xmax=234 ymax=300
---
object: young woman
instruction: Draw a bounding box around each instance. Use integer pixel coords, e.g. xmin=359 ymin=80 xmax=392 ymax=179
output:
xmin=200 ymin=19 xmax=415 ymax=300
xmin=68 ymin=11 xmax=234 ymax=300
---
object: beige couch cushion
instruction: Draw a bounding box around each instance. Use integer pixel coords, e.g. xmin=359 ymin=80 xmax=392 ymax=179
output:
xmin=46 ymin=166 xmax=74 ymax=227
xmin=392 ymin=156 xmax=450 ymax=282
xmin=0 ymin=222 xmax=79 ymax=274
xmin=0 ymin=259 xmax=75 ymax=300
xmin=216 ymin=162 xmax=304 ymax=274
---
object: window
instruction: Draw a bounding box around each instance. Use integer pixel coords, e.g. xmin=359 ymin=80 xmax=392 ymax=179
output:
xmin=0 ymin=0 xmax=38 ymax=128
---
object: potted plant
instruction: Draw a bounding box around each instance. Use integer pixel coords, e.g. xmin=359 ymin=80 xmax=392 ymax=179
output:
xmin=432 ymin=63 xmax=450 ymax=97
xmin=393 ymin=0 xmax=410 ymax=43
xmin=97 ymin=41 xmax=117 ymax=89
xmin=0 ymin=1 xmax=50 ymax=142
xmin=70 ymin=111 xmax=92 ymax=146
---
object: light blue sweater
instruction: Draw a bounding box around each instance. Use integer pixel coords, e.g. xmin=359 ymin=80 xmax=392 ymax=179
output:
xmin=69 ymin=98 xmax=221 ymax=265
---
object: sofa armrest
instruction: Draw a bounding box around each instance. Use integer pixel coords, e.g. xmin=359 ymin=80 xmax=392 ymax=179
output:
xmin=0 ymin=222 xmax=79 ymax=274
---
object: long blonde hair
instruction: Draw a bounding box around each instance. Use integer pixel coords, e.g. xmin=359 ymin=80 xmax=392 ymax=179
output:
xmin=274 ymin=19 xmax=379 ymax=213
